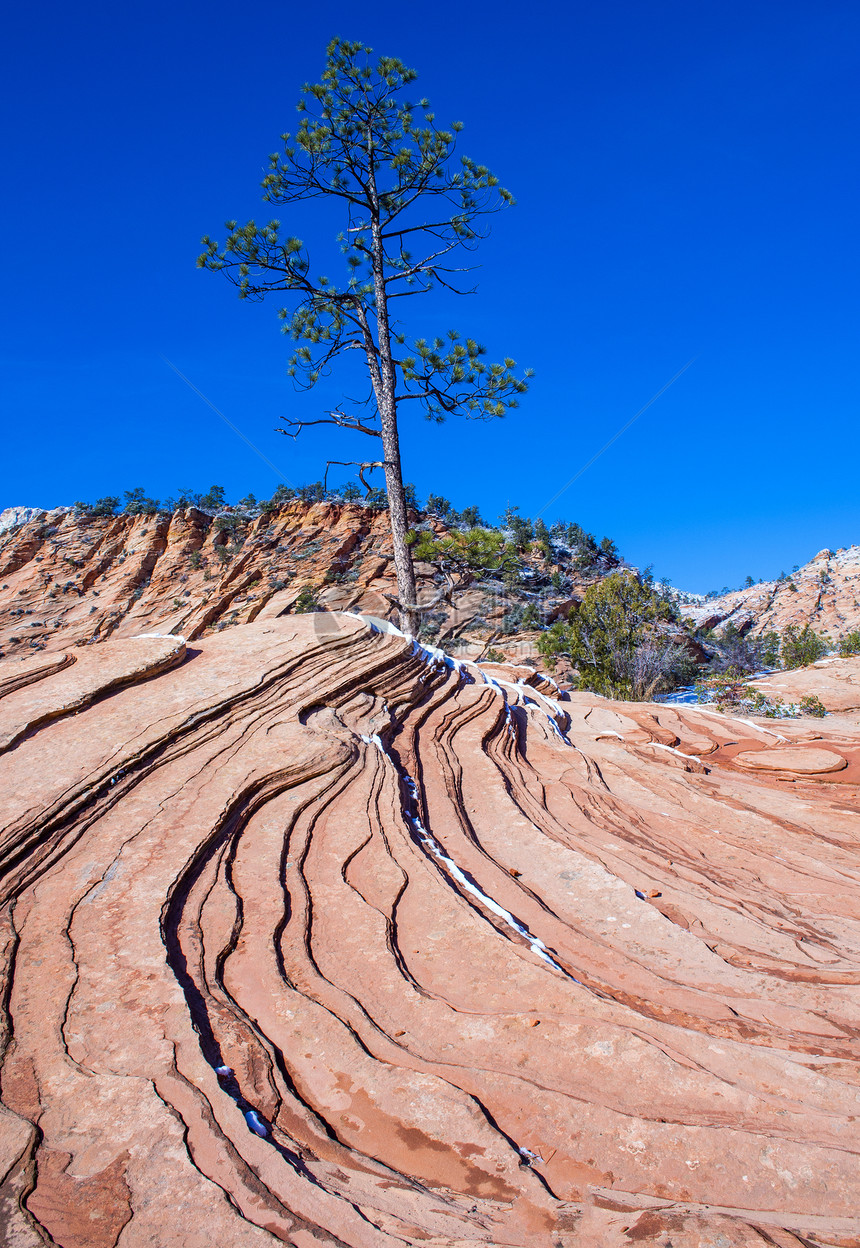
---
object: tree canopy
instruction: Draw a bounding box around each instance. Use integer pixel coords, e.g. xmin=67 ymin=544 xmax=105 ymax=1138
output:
xmin=199 ymin=38 xmax=531 ymax=631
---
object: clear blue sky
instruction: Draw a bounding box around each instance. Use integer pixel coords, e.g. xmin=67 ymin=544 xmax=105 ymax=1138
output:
xmin=3 ymin=0 xmax=858 ymax=591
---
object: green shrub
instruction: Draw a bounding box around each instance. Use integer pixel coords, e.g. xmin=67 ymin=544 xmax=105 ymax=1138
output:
xmin=519 ymin=603 xmax=542 ymax=629
xmin=408 ymin=526 xmax=517 ymax=576
xmin=837 ymin=630 xmax=860 ymax=657
xmin=695 ymin=675 xmax=826 ymax=719
xmin=799 ymin=694 xmax=827 ymax=718
xmin=500 ymin=601 xmax=544 ymax=635
xmin=123 ymin=487 xmax=161 ymax=515
xmin=74 ymin=496 xmax=120 ymax=517
xmin=265 ymin=484 xmax=295 ymax=507
xmin=710 ymin=622 xmax=780 ymax=674
xmin=323 ymin=565 xmax=358 ymax=584
xmin=537 ymin=571 xmax=690 ymax=700
xmin=759 ymin=630 xmax=781 ymax=667
xmin=425 ymin=494 xmax=452 ymax=518
xmin=293 ymin=586 xmax=320 ymax=613
xmin=696 ymin=676 xmax=777 ymax=716
xmin=500 ymin=506 xmax=533 ymax=550
xmin=483 ymin=646 xmax=506 ymax=663
xmin=199 ymin=485 xmax=227 ymax=509
xmin=293 ymin=541 xmax=322 ymax=561
xmin=780 ymin=625 xmax=828 ymax=668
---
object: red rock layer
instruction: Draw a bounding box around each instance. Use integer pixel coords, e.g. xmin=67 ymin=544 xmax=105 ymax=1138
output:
xmin=0 ymin=621 xmax=859 ymax=1246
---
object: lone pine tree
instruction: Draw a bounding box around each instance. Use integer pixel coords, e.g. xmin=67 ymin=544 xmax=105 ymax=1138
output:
xmin=199 ymin=37 xmax=530 ymax=633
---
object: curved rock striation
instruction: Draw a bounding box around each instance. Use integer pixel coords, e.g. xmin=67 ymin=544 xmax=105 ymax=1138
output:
xmin=0 ymin=620 xmax=859 ymax=1246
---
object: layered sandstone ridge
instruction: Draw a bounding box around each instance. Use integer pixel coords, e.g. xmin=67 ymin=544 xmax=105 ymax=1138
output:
xmin=0 ymin=503 xmax=573 ymax=664
xmin=0 ymin=502 xmax=421 ymax=658
xmin=682 ymin=546 xmax=860 ymax=639
xmin=1 ymin=617 xmax=859 ymax=1246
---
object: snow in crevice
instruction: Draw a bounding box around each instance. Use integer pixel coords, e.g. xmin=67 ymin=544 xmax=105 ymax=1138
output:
xmin=652 ymin=742 xmax=707 ymax=763
xmin=359 ymin=732 xmax=572 ymax=977
xmin=207 ymin=1063 xmax=271 ymax=1138
xmin=346 ymin=613 xmax=571 ymax=743
xmin=245 ymin=1109 xmax=269 ymax=1137
xmin=415 ymin=638 xmax=570 ymax=745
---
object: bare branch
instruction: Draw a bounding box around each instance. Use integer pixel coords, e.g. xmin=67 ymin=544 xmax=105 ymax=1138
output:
xmin=388 ymin=274 xmax=478 ymax=299
xmin=383 ymin=241 xmax=461 ymax=286
xmin=381 ymin=219 xmax=466 ymax=240
xmin=278 ymin=409 xmax=381 ymax=439
xmin=323 ymin=460 xmax=389 ymax=493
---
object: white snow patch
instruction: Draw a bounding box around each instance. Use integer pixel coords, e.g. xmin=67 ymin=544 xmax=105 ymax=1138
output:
xmin=653 ymin=742 xmax=705 ymax=763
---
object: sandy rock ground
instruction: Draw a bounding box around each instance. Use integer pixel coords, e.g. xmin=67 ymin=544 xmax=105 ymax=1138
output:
xmin=749 ymin=657 xmax=860 ymax=718
xmin=0 ymin=617 xmax=859 ymax=1246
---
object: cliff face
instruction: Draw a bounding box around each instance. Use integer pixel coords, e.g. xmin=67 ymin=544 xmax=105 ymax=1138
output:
xmin=682 ymin=545 xmax=860 ymax=639
xmin=0 ymin=615 xmax=858 ymax=1246
xmin=0 ymin=503 xmax=608 ymax=666
xmin=0 ymin=502 xmax=407 ymax=655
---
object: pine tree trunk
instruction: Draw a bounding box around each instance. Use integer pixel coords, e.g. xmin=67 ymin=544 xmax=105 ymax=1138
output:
xmin=379 ymin=410 xmax=419 ymax=635
xmin=368 ymin=165 xmax=419 ymax=635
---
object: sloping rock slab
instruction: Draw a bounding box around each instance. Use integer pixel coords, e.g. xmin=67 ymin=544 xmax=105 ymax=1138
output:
xmin=0 ymin=633 xmax=185 ymax=752
xmin=0 ymin=614 xmax=859 ymax=1247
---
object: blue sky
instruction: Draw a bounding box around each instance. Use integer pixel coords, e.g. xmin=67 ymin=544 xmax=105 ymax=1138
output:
xmin=3 ymin=0 xmax=858 ymax=591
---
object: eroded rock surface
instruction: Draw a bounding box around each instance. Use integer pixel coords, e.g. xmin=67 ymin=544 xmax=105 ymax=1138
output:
xmin=0 ymin=503 xmax=596 ymax=666
xmin=1 ymin=622 xmax=859 ymax=1246
xmin=682 ymin=545 xmax=860 ymax=639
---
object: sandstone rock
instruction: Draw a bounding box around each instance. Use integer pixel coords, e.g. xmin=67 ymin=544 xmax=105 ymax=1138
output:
xmin=0 ymin=633 xmax=185 ymax=752
xmin=681 ymin=544 xmax=860 ymax=642
xmin=733 ymin=745 xmax=848 ymax=773
xmin=0 ymin=506 xmax=47 ymax=536
xmin=749 ymin=658 xmax=860 ymax=717
xmin=0 ymin=505 xmax=467 ymax=658
xmin=0 ymin=620 xmax=858 ymax=1244
xmin=0 ymin=502 xmax=632 ymax=674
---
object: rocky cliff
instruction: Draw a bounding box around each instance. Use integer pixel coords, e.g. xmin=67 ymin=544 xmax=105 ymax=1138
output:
xmin=0 ymin=503 xmax=604 ymax=667
xmin=681 ymin=545 xmax=860 ymax=640
xmin=0 ymin=613 xmax=859 ymax=1246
